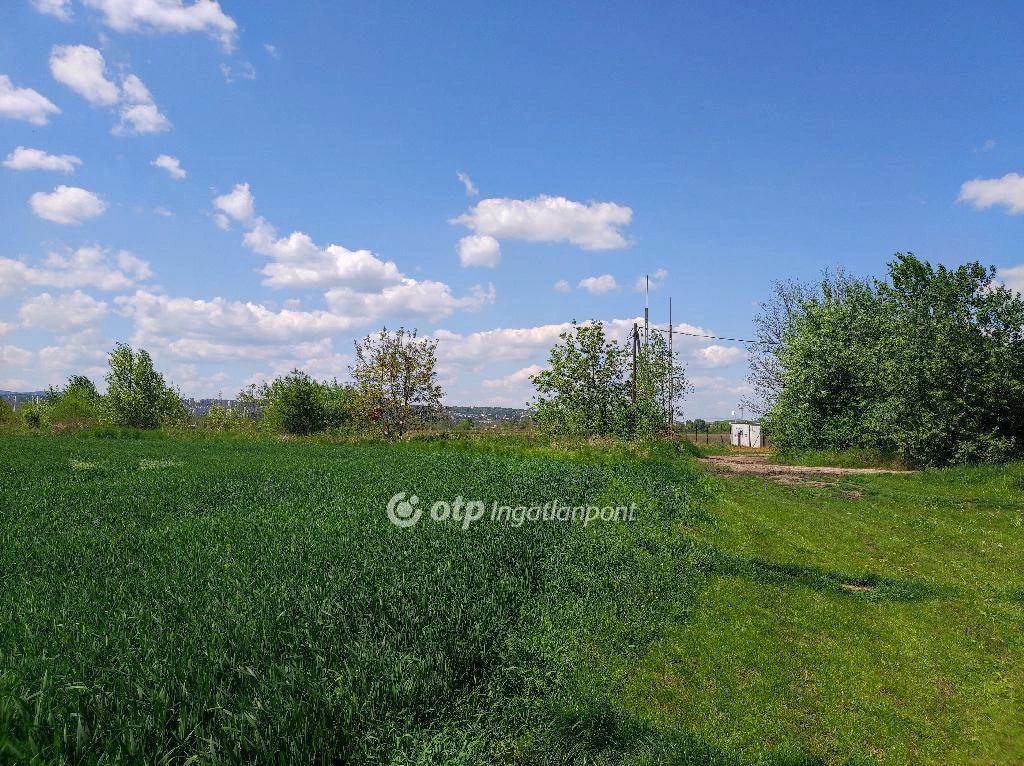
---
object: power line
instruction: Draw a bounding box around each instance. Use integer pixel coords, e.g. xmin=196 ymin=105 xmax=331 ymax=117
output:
xmin=648 ymin=325 xmax=769 ymax=345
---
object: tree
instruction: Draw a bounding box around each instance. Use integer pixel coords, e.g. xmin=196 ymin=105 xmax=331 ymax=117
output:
xmin=531 ymin=321 xmax=686 ymax=438
xmin=531 ymin=321 xmax=630 ymax=436
xmin=763 ymin=253 xmax=1024 ymax=465
xmin=350 ymin=327 xmax=443 ymax=439
xmin=105 ymin=343 xmax=184 ymax=429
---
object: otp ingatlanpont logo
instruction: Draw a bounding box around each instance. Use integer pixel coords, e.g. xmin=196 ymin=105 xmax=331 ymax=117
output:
xmin=386 ymin=492 xmax=423 ymax=528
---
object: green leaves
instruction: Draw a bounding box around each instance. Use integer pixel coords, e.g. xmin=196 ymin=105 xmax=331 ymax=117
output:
xmin=764 ymin=253 xmax=1024 ymax=466
xmin=350 ymin=327 xmax=443 ymax=439
xmin=531 ymin=321 xmax=686 ymax=439
xmin=105 ymin=343 xmax=185 ymax=430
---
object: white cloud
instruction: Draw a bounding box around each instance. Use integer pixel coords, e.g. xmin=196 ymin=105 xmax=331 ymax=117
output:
xmin=153 ymin=206 xmax=175 ymax=218
xmin=325 ymin=281 xmax=494 ymax=321
xmin=633 ymin=267 xmax=668 ymax=292
xmin=152 ymin=153 xmax=185 ymax=179
xmin=553 ymin=279 xmax=571 ymax=293
xmin=958 ymin=173 xmax=1024 ymax=215
xmin=19 ymin=291 xmax=108 ymax=331
xmin=693 ymin=345 xmax=745 ymax=369
xmin=0 ymin=246 xmax=151 ymax=295
xmin=48 ymin=46 xmax=169 ymax=135
xmin=976 ymin=139 xmax=996 ymax=153
xmin=456 ymin=170 xmax=478 ymax=197
xmin=31 ymin=0 xmax=72 ymax=19
xmin=578 ymin=274 xmax=618 ymax=295
xmin=114 ymin=74 xmax=170 ymax=135
xmin=212 ymin=212 xmax=231 ymax=230
xmin=29 ymin=185 xmax=106 ymax=225
xmin=81 ymin=0 xmax=239 ymax=51
xmin=0 ymin=345 xmax=34 ymax=369
xmin=263 ymin=43 xmax=280 ymax=58
xmin=213 ymin=182 xmax=255 ymax=223
xmin=451 ymin=194 xmax=632 ymax=250
xmin=481 ymin=364 xmax=542 ymax=389
xmin=999 ymin=264 xmax=1024 ymax=295
xmin=214 ymin=182 xmax=494 ymax=317
xmin=220 ymin=61 xmax=256 ymax=84
xmin=458 ymin=235 xmax=500 ymax=268
xmin=3 ymin=146 xmax=81 ymax=173
xmin=49 ymin=45 xmax=120 ymax=106
xmin=117 ymin=290 xmax=365 ymax=353
xmin=0 ymin=74 xmax=60 ymax=125
xmin=37 ymin=328 xmax=108 ymax=373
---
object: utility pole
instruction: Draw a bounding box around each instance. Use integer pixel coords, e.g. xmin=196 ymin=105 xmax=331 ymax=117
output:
xmin=631 ymin=322 xmax=639 ymax=403
xmin=668 ymin=296 xmax=673 ymax=427
xmin=644 ymin=274 xmax=649 ymax=347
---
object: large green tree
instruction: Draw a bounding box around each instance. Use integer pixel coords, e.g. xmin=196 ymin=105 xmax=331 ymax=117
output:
xmin=531 ymin=321 xmax=685 ymax=438
xmin=350 ymin=327 xmax=443 ymax=439
xmin=763 ymin=253 xmax=1024 ymax=465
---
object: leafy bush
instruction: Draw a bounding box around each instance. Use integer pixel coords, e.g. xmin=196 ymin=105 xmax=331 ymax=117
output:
xmin=41 ymin=375 xmax=104 ymax=430
xmin=105 ymin=343 xmax=185 ymax=430
xmin=0 ymin=398 xmax=15 ymax=425
xmin=262 ymin=371 xmax=355 ymax=435
xmin=762 ymin=254 xmax=1024 ymax=466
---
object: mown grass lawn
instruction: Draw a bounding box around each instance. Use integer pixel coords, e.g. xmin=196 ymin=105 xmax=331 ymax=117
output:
xmin=625 ymin=464 xmax=1024 ymax=764
xmin=0 ymin=433 xmax=1020 ymax=764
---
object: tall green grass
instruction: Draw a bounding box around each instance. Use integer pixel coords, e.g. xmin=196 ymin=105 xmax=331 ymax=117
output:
xmin=0 ymin=435 xmax=714 ymax=763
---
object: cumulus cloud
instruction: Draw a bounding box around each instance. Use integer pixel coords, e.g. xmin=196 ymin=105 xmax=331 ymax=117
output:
xmin=48 ymin=46 xmax=169 ymax=135
xmin=264 ymin=43 xmax=280 ymax=58
xmin=481 ymin=364 xmax=542 ymax=390
xmin=458 ymin=235 xmax=500 ymax=268
xmin=213 ymin=182 xmax=495 ymax=316
xmin=326 ymin=281 xmax=495 ymax=321
xmin=553 ymin=279 xmax=571 ymax=293
xmin=0 ymin=345 xmax=34 ymax=369
xmin=49 ymin=44 xmax=120 ymax=106
xmin=578 ymin=274 xmax=618 ymax=295
xmin=152 ymin=153 xmax=185 ymax=179
xmin=958 ymin=173 xmax=1024 ymax=215
xmin=451 ymin=194 xmax=633 ymax=250
xmin=118 ymin=290 xmax=365 ymax=347
xmin=0 ymin=74 xmax=60 ymax=125
xmin=693 ymin=344 xmax=745 ymax=369
xmin=633 ymin=267 xmax=668 ymax=292
xmin=3 ymin=146 xmax=81 ymax=173
xmin=19 ymin=291 xmax=108 ymax=331
xmin=456 ymin=170 xmax=478 ymax=197
xmin=81 ymin=0 xmax=239 ymax=51
xmin=29 ymin=185 xmax=106 ymax=225
xmin=114 ymin=74 xmax=170 ymax=135
xmin=0 ymin=246 xmax=151 ymax=295
xmin=213 ymin=182 xmax=255 ymax=223
xmin=31 ymin=0 xmax=73 ymax=19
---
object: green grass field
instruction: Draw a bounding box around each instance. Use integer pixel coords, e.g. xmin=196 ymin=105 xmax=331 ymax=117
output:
xmin=0 ymin=434 xmax=1021 ymax=763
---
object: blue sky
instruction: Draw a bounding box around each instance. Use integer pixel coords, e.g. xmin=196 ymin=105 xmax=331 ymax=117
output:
xmin=2 ymin=1 xmax=1023 ymax=417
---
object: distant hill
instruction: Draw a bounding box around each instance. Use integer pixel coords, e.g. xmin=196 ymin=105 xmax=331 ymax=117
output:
xmin=1 ymin=391 xmax=47 ymax=409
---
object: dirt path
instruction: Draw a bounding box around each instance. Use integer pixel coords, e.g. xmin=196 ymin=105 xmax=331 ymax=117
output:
xmin=700 ymin=453 xmax=914 ymax=480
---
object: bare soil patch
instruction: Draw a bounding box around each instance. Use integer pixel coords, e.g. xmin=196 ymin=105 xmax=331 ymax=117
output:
xmin=700 ymin=454 xmax=914 ymax=483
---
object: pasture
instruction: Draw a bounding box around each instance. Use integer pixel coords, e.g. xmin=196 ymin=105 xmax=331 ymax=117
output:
xmin=0 ymin=434 xmax=1020 ymax=764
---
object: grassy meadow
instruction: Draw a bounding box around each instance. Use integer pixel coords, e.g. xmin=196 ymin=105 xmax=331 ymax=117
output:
xmin=0 ymin=433 xmax=1020 ymax=763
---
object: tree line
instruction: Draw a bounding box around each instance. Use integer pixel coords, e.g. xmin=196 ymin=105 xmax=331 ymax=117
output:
xmin=747 ymin=253 xmax=1024 ymax=466
xmin=2 ymin=322 xmax=687 ymax=442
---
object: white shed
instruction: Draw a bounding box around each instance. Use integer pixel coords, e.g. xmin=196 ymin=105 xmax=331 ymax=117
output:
xmin=730 ymin=423 xmax=762 ymax=448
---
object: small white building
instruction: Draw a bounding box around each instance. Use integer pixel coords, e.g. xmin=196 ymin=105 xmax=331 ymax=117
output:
xmin=730 ymin=423 xmax=762 ymax=448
